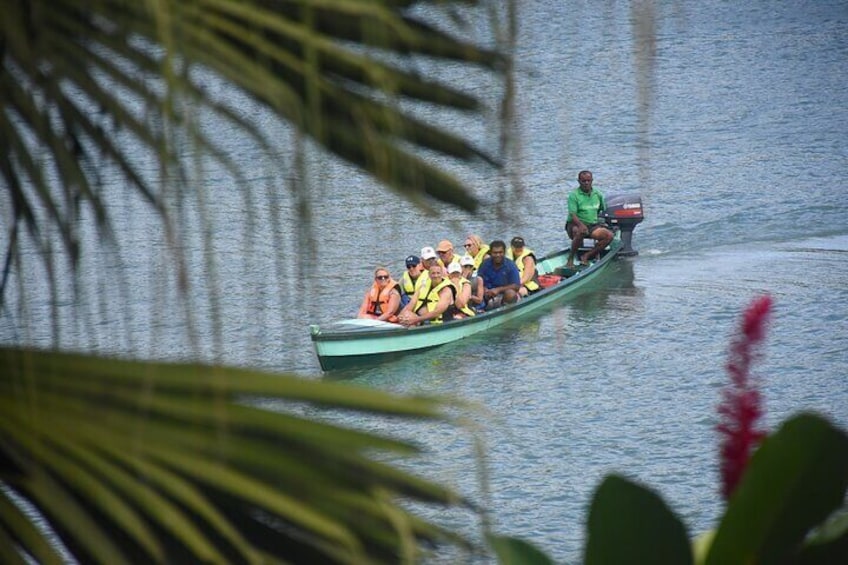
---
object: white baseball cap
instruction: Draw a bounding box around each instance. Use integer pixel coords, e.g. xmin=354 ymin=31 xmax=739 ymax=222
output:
xmin=420 ymin=246 xmax=437 ymax=260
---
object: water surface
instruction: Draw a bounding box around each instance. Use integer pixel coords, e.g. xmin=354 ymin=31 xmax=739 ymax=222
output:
xmin=3 ymin=1 xmax=847 ymax=562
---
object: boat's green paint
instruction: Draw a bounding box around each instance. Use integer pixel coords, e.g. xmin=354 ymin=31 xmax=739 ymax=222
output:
xmin=311 ymin=239 xmax=623 ymax=371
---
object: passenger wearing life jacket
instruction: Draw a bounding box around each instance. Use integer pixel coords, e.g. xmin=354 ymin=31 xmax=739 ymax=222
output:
xmin=398 ymin=264 xmax=456 ymax=326
xmin=506 ymin=236 xmax=540 ymax=297
xmin=418 ymin=246 xmax=438 ymax=279
xmin=446 ymin=263 xmax=476 ymax=319
xmin=435 ymin=240 xmax=461 ymax=269
xmin=400 ymin=254 xmax=423 ymax=308
xmin=460 ymin=255 xmax=485 ymax=312
xmin=357 ymin=266 xmax=401 ymax=323
xmin=463 ymin=234 xmax=490 ymax=271
xmin=398 ymin=246 xmax=437 ymax=321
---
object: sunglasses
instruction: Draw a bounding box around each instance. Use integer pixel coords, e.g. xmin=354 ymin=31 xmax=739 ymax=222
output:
xmin=464 ymin=243 xmax=473 ymax=248
xmin=437 ymin=250 xmax=450 ymax=254
xmin=375 ymin=275 xmax=389 ymax=281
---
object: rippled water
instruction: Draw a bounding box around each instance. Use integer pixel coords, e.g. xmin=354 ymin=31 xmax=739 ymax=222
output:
xmin=320 ymin=2 xmax=848 ymax=561
xmin=3 ymin=1 xmax=847 ymax=563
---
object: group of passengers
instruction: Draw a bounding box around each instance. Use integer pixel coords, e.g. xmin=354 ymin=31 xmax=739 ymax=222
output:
xmin=357 ymin=235 xmax=541 ymax=327
xmin=357 ymin=170 xmax=616 ymax=327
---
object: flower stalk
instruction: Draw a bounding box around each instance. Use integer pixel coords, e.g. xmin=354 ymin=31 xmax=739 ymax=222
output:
xmin=717 ymin=295 xmax=773 ymax=500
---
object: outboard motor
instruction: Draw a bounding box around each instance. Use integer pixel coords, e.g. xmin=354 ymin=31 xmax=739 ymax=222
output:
xmin=602 ymin=193 xmax=644 ymax=256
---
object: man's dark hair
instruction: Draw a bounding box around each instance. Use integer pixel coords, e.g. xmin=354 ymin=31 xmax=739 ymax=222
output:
xmin=489 ymin=239 xmax=506 ymax=252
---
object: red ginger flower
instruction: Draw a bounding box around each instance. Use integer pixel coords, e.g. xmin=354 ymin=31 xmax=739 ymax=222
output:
xmin=717 ymin=295 xmax=773 ymax=500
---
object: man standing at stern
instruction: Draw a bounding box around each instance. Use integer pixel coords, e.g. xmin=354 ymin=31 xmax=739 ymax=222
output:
xmin=566 ymin=170 xmax=613 ymax=267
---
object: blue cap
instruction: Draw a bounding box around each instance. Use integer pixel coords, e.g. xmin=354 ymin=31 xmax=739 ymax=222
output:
xmin=405 ymin=255 xmax=420 ymax=268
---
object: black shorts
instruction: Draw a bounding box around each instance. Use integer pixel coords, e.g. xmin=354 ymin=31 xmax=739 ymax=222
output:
xmin=566 ymin=222 xmax=605 ymax=239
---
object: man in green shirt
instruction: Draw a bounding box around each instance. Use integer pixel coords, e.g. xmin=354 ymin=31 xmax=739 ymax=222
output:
xmin=566 ymin=170 xmax=614 ymax=267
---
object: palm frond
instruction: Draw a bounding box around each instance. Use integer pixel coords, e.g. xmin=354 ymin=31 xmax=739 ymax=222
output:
xmin=0 ymin=346 xmax=473 ymax=563
xmin=1 ymin=0 xmax=506 ymax=268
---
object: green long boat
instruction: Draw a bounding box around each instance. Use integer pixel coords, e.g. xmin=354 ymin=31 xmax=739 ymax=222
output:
xmin=310 ymin=194 xmax=644 ymax=371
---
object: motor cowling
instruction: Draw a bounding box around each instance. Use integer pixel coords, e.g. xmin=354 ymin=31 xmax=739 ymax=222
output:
xmin=601 ymin=193 xmax=644 ymax=256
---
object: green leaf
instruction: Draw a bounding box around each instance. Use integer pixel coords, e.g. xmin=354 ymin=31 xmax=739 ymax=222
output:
xmin=1 ymin=346 xmax=471 ymax=562
xmin=488 ymin=534 xmax=554 ymax=565
xmin=706 ymin=413 xmax=848 ymax=565
xmin=797 ymin=507 xmax=848 ymax=565
xmin=584 ymin=474 xmax=692 ymax=565
xmin=0 ymin=494 xmax=65 ymax=565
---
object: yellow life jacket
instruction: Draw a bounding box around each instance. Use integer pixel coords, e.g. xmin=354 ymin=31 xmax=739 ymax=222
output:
xmin=507 ymin=248 xmax=540 ymax=292
xmin=401 ymin=270 xmax=419 ymax=294
xmin=437 ymin=254 xmax=461 ymax=269
xmin=450 ymin=277 xmax=477 ymax=317
xmin=422 ymin=278 xmax=456 ymax=324
xmin=412 ymin=271 xmax=432 ymax=313
xmin=472 ymin=245 xmax=490 ymax=269
xmin=366 ymin=279 xmax=400 ymax=322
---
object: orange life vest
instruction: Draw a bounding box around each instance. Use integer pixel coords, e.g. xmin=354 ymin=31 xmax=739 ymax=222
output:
xmin=366 ymin=279 xmax=400 ymax=322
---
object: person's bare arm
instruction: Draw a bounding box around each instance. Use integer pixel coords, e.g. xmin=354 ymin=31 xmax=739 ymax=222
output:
xmin=377 ymin=289 xmax=400 ymax=321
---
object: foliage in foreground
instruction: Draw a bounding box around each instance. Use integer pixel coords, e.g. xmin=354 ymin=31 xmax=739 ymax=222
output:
xmin=1 ymin=4 xmax=506 ymax=558
xmin=3 ymin=3 xmax=846 ymax=564
xmin=0 ymin=347 xmax=475 ymax=564
xmin=2 ymin=308 xmax=847 ymax=564
xmin=496 ymin=296 xmax=848 ymax=564
xmin=0 ymin=0 xmax=506 ymax=293
xmin=490 ymin=412 xmax=848 ymax=565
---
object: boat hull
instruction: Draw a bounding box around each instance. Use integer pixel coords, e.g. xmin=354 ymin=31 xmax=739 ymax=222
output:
xmin=311 ymin=239 xmax=623 ymax=371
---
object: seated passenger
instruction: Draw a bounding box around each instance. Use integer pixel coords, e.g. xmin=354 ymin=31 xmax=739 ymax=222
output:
xmin=398 ymin=264 xmax=456 ymax=326
xmin=420 ymin=246 xmax=439 ymax=276
xmin=446 ymin=262 xmax=476 ymax=319
xmin=463 ymin=234 xmax=490 ymax=270
xmin=398 ymin=247 xmax=436 ymax=321
xmin=400 ymin=255 xmax=423 ymax=308
xmin=357 ymin=266 xmax=401 ymax=322
xmin=507 ymin=236 xmax=540 ymax=297
xmin=460 ymin=255 xmax=485 ymax=311
xmin=436 ymin=240 xmax=461 ymax=269
xmin=477 ymin=239 xmax=521 ymax=310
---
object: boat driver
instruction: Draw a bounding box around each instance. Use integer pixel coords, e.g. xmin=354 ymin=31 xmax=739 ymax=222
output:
xmin=565 ymin=170 xmax=614 ymax=267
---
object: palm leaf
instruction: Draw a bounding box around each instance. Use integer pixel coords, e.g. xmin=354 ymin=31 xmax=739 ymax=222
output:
xmin=1 ymin=346 xmax=473 ymax=563
xmin=1 ymin=2 xmax=506 ymax=562
xmin=0 ymin=0 xmax=506 ymax=276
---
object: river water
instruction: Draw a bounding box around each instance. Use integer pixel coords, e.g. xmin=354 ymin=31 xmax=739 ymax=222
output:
xmin=3 ymin=1 xmax=848 ymax=563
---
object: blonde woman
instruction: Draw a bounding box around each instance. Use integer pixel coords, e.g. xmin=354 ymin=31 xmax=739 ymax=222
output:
xmin=357 ymin=266 xmax=401 ymax=323
xmin=463 ymin=234 xmax=490 ymax=269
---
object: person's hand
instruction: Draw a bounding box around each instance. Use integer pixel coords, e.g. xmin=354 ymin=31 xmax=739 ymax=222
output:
xmin=399 ymin=313 xmax=418 ymax=327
